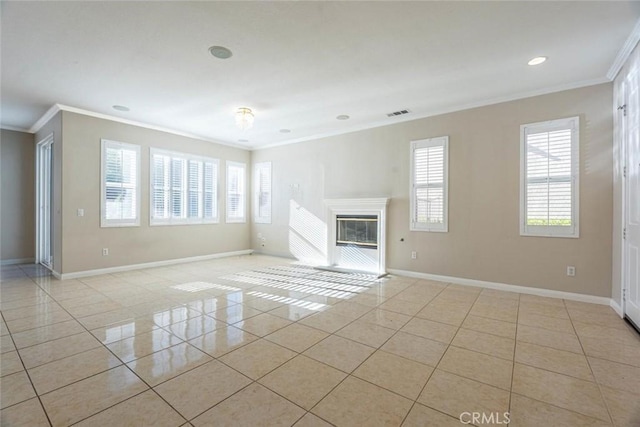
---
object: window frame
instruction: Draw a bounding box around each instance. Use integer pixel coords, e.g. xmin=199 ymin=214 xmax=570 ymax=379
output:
xmin=519 ymin=116 xmax=580 ymax=238
xmin=226 ymin=160 xmax=247 ymax=224
xmin=149 ymin=148 xmax=220 ymax=226
xmin=254 ymin=161 xmax=272 ymax=224
xmin=100 ymin=139 xmax=141 ymax=228
xmin=410 ymin=136 xmax=449 ymax=232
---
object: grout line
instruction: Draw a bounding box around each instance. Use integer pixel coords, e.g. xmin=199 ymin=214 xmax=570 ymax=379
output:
xmin=399 ymin=283 xmax=483 ymax=426
xmin=507 ymin=291 xmax=521 ymax=424
xmin=1 ymin=302 xmax=54 ymax=426
xmin=2 ymin=258 xmax=630 ymax=426
xmin=565 ymin=298 xmax=616 ymax=426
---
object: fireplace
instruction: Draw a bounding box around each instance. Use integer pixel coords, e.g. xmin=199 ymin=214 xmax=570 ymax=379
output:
xmin=336 ymin=215 xmax=378 ymax=249
xmin=324 ymin=198 xmax=389 ymax=275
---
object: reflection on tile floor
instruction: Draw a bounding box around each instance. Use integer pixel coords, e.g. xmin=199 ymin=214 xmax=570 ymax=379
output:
xmin=1 ymin=256 xmax=640 ymax=426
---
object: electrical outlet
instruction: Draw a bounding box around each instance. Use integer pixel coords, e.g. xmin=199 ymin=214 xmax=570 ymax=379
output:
xmin=77 ymin=208 xmax=84 ymax=217
xmin=257 ymin=233 xmax=263 ymax=239
xmin=411 ymin=251 xmax=417 ymax=260
xmin=567 ymin=266 xmax=575 ymax=276
xmin=102 ymin=248 xmax=109 ymax=256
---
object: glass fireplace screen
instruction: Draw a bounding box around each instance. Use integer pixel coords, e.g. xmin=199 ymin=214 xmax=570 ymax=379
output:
xmin=336 ymin=215 xmax=378 ymax=249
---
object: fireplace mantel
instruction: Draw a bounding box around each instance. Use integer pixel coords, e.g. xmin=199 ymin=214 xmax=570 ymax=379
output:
xmin=324 ymin=198 xmax=389 ymax=275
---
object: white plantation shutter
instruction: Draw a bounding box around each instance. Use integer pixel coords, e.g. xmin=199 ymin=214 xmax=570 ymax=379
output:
xmin=226 ymin=161 xmax=246 ymax=223
xmin=171 ymin=158 xmax=186 ymax=219
xmin=203 ymin=161 xmax=218 ymax=221
xmin=152 ymin=154 xmax=171 ymax=220
xmin=188 ymin=160 xmax=203 ymax=218
xmin=101 ymin=140 xmax=140 ymax=227
xmin=410 ymin=137 xmax=448 ymax=232
xmin=254 ymin=162 xmax=272 ymax=224
xmin=520 ymin=117 xmax=579 ymax=237
xmin=150 ymin=148 xmax=219 ymax=225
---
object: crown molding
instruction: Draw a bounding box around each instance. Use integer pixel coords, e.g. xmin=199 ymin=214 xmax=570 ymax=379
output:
xmin=29 ymin=104 xmax=250 ymax=151
xmin=0 ymin=124 xmax=31 ymax=133
xmin=254 ymin=76 xmax=609 ymax=151
xmin=28 ymin=104 xmax=61 ymax=134
xmin=607 ymin=17 xmax=640 ymax=80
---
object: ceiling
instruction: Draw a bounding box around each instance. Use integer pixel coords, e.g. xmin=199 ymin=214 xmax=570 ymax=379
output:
xmin=2 ymin=1 xmax=639 ymax=150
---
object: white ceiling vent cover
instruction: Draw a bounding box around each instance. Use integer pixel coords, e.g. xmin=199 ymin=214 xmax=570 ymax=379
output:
xmin=386 ymin=109 xmax=411 ymax=117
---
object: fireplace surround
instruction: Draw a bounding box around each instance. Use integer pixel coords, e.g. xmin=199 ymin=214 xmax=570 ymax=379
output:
xmin=324 ymin=198 xmax=389 ymax=275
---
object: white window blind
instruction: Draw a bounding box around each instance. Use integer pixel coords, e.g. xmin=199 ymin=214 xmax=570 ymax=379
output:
xmin=101 ymin=139 xmax=140 ymax=227
xmin=226 ymin=161 xmax=246 ymax=223
xmin=150 ymin=148 xmax=219 ymax=225
xmin=410 ymin=136 xmax=449 ymax=232
xmin=520 ymin=117 xmax=579 ymax=237
xmin=254 ymin=162 xmax=272 ymax=224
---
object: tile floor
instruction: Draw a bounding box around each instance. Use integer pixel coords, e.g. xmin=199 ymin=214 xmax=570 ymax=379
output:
xmin=1 ymin=255 xmax=639 ymax=426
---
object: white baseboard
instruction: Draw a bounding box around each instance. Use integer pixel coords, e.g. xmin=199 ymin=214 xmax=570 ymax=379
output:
xmin=387 ymin=268 xmax=612 ymax=306
xmin=57 ymin=250 xmax=254 ymax=280
xmin=1 ymin=258 xmax=35 ymax=266
xmin=610 ymin=298 xmax=624 ymax=317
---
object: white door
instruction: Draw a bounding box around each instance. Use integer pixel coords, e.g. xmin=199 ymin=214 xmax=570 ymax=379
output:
xmin=36 ymin=135 xmax=53 ymax=269
xmin=624 ymin=53 xmax=640 ymax=329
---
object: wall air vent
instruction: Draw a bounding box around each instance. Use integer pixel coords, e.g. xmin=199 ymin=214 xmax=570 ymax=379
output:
xmin=386 ymin=109 xmax=411 ymax=118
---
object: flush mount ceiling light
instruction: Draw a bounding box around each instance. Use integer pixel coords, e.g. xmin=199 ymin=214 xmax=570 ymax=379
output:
xmin=112 ymin=105 xmax=130 ymax=112
xmin=527 ymin=56 xmax=547 ymax=66
xmin=336 ymin=115 xmax=350 ymax=120
xmin=235 ymin=107 xmax=254 ymax=130
xmin=209 ymin=46 xmax=233 ymax=59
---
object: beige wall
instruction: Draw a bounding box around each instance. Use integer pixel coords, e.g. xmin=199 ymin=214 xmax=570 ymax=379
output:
xmin=0 ymin=129 xmax=35 ymax=261
xmin=252 ymin=83 xmax=614 ymax=297
xmin=59 ymin=112 xmax=251 ymax=274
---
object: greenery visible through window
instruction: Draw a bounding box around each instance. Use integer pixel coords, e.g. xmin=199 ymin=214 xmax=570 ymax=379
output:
xmin=520 ymin=117 xmax=579 ymax=237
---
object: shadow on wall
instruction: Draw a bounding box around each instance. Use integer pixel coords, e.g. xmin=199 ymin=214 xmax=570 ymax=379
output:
xmin=288 ymin=199 xmax=326 ymax=264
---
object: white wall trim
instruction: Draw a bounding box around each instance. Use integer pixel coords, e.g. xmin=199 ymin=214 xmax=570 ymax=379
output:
xmin=28 ymin=104 xmax=249 ymax=150
xmin=0 ymin=258 xmax=35 ymax=266
xmin=607 ymin=18 xmax=640 ymax=80
xmin=1 ymin=125 xmax=31 ymax=133
xmin=388 ymin=268 xmax=611 ymax=306
xmin=56 ymin=250 xmax=253 ymax=280
xmin=610 ymin=298 xmax=624 ymax=318
xmin=28 ymin=104 xmax=61 ymax=134
xmin=254 ymin=77 xmax=609 ymax=151
xmin=325 ymin=198 xmax=390 ymax=275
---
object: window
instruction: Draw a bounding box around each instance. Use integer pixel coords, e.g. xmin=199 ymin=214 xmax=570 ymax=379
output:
xmin=254 ymin=162 xmax=272 ymax=224
xmin=226 ymin=161 xmax=246 ymax=223
xmin=101 ymin=139 xmax=140 ymax=227
xmin=520 ymin=117 xmax=579 ymax=237
xmin=150 ymin=148 xmax=218 ymax=225
xmin=410 ymin=136 xmax=449 ymax=232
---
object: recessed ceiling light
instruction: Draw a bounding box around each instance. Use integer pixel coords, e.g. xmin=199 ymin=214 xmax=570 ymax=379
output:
xmin=112 ymin=105 xmax=130 ymax=112
xmin=238 ymin=139 xmax=249 ymax=143
xmin=336 ymin=115 xmax=350 ymax=120
xmin=280 ymin=129 xmax=291 ymax=133
xmin=527 ymin=56 xmax=547 ymax=66
xmin=209 ymin=46 xmax=233 ymax=59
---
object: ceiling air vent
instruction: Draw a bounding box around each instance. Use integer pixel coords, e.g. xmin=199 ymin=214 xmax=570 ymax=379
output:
xmin=386 ymin=109 xmax=411 ymax=118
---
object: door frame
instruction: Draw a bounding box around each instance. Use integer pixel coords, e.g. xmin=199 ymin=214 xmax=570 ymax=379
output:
xmin=35 ymin=133 xmax=54 ymax=269
xmin=617 ymin=51 xmax=640 ymax=329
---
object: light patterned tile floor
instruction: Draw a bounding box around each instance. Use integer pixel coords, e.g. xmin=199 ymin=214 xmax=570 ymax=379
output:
xmin=1 ymin=256 xmax=640 ymax=426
